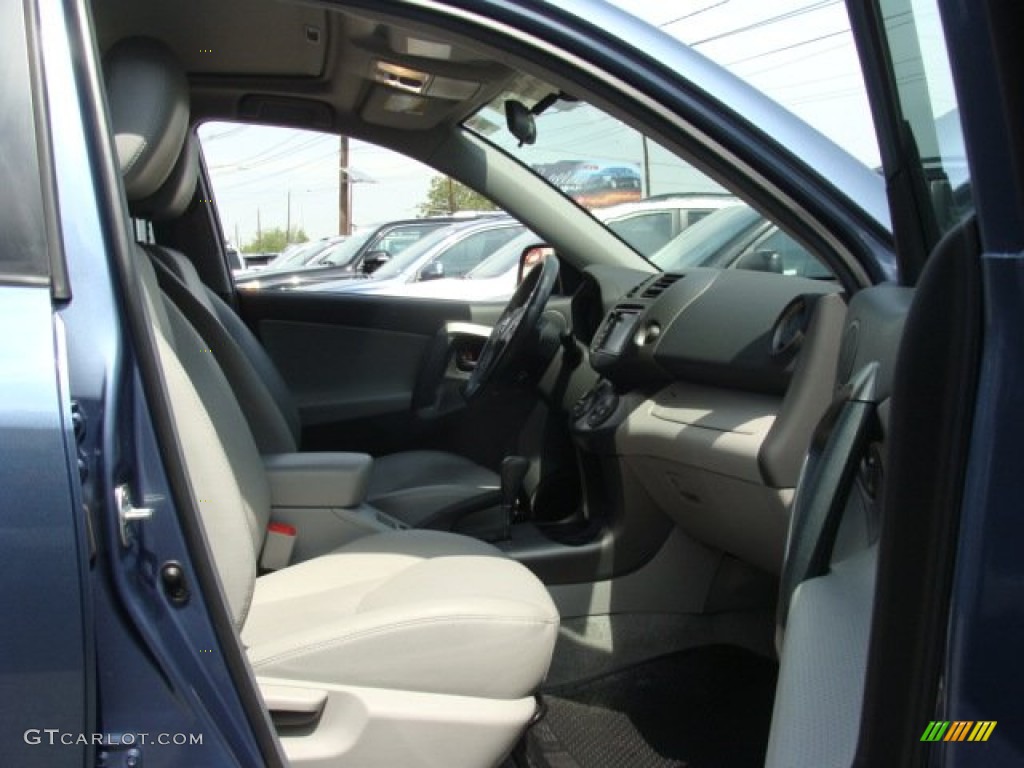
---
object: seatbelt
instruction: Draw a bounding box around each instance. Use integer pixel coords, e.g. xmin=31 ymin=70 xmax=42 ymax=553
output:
xmin=777 ymin=362 xmax=882 ymax=638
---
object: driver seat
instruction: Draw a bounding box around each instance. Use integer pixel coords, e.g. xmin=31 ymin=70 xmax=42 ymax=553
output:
xmin=150 ymin=224 xmax=499 ymax=528
xmin=127 ymin=120 xmax=500 ymax=532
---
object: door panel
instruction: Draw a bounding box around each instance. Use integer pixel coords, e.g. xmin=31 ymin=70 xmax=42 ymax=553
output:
xmin=260 ymin=319 xmax=435 ymax=424
xmin=237 ymin=290 xmax=510 ymax=458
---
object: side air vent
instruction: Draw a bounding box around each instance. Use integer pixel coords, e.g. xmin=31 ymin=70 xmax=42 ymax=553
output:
xmin=639 ymin=272 xmax=684 ymax=299
xmin=627 ymin=278 xmax=648 ymax=298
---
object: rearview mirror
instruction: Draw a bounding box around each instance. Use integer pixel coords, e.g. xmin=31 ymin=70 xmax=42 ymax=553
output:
xmin=505 ymin=100 xmax=536 ymax=146
xmin=362 ymin=250 xmax=391 ymax=274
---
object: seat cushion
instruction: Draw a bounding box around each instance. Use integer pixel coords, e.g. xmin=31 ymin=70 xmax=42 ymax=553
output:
xmin=243 ymin=530 xmax=558 ymax=700
xmin=369 ymin=451 xmax=500 ymax=526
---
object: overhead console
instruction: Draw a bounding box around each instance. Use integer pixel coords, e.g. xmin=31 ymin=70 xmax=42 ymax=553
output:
xmin=572 ymin=267 xmax=848 ymax=573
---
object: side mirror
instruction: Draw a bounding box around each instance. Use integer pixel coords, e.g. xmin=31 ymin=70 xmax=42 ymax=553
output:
xmin=362 ymin=250 xmax=391 ymax=274
xmin=734 ymin=249 xmax=783 ymax=274
xmin=419 ymin=262 xmax=445 ymax=281
xmin=517 ymin=244 xmax=555 ymax=283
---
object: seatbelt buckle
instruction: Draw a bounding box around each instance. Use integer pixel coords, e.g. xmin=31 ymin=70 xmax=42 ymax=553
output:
xmin=260 ymin=522 xmax=297 ymax=571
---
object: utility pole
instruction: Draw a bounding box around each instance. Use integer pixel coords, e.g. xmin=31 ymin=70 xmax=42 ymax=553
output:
xmin=641 ymin=135 xmax=652 ymax=197
xmin=446 ymin=176 xmax=456 ymax=214
xmin=286 ymin=190 xmax=292 ymax=242
xmin=234 ymin=223 xmax=239 ymax=249
xmin=257 ymin=208 xmax=262 ymax=245
xmin=338 ymin=135 xmax=351 ymax=235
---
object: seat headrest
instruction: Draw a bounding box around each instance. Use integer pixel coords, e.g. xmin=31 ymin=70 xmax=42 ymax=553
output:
xmin=104 ymin=37 xmax=189 ymax=202
xmin=131 ymin=135 xmax=199 ymax=221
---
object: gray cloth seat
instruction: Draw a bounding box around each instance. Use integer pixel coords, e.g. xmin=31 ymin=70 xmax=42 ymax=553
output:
xmin=104 ymin=37 xmax=557 ymax=767
xmin=140 ymin=144 xmax=500 ymax=531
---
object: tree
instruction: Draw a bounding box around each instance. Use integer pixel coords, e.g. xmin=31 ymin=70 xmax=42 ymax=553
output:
xmin=243 ymin=226 xmax=308 ymax=254
xmin=417 ymin=176 xmax=499 ymax=216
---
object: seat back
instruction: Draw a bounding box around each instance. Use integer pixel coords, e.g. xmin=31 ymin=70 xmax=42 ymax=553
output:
xmin=148 ymin=242 xmax=302 ymax=453
xmin=145 ymin=256 xmax=271 ymax=628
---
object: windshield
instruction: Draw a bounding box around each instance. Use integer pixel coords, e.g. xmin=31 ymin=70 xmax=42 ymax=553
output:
xmin=268 ymin=240 xmax=329 ymax=270
xmin=466 ymin=80 xmax=731 ymax=262
xmin=317 ymin=230 xmax=375 ymax=266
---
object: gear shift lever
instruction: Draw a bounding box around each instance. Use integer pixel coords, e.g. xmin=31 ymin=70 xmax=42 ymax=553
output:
xmin=500 ymin=456 xmax=529 ymax=541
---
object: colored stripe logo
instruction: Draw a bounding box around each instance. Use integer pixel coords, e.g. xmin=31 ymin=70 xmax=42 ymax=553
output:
xmin=921 ymin=721 xmax=997 ymax=742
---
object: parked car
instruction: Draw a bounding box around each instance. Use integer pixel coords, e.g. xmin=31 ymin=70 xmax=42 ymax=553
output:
xmin=240 ymin=251 xmax=277 ymax=269
xmin=392 ymin=204 xmax=831 ymax=303
xmin=304 ymin=218 xmax=526 ymax=293
xmin=263 ymin=236 xmax=347 ymax=272
xmin=650 ymin=202 xmax=835 ymax=278
xmin=5 ymin=1 xmax=1022 ymax=768
xmin=596 ymin=193 xmax=739 ymax=255
xmin=369 ymin=229 xmax=545 ymax=301
xmin=235 ymin=219 xmax=462 ymax=291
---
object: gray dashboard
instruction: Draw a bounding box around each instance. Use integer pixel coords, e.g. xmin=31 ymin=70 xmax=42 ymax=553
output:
xmin=569 ymin=265 xmax=847 ymax=572
xmin=581 ymin=266 xmax=841 ymax=395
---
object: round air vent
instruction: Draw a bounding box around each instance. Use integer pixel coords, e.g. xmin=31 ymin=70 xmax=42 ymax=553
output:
xmin=771 ymin=297 xmax=809 ymax=357
xmin=836 ymin=319 xmax=861 ymax=386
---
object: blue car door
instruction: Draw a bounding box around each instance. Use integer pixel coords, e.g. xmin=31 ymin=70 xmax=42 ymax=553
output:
xmin=844 ymin=0 xmax=1024 ymax=764
xmin=0 ymin=1 xmax=93 ymax=764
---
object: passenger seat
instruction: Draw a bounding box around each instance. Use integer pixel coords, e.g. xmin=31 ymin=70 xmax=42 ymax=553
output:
xmin=105 ymin=36 xmax=558 ymax=768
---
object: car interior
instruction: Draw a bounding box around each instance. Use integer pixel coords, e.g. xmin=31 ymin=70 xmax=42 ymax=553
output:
xmin=84 ymin=0 xmax=978 ymax=766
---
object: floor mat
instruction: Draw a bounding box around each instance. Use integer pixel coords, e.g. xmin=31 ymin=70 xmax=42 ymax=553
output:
xmin=519 ymin=645 xmax=778 ymax=768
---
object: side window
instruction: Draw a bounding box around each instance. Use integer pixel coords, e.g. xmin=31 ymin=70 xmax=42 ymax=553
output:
xmin=1 ymin=0 xmax=54 ymax=285
xmin=373 ymin=226 xmax=434 ymax=257
xmin=197 ymin=122 xmax=506 ymax=297
xmin=608 ymin=212 xmax=675 ymax=254
xmin=685 ymin=210 xmax=712 ymax=227
xmin=737 ymin=227 xmax=834 ymax=279
xmin=430 ymin=227 xmax=521 ymax=279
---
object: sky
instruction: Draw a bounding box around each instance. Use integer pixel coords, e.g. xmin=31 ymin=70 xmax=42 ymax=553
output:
xmin=202 ymin=0 xmax=883 ymax=248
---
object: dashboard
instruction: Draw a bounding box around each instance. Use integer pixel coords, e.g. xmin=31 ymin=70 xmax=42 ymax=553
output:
xmin=566 ymin=265 xmax=848 ymax=572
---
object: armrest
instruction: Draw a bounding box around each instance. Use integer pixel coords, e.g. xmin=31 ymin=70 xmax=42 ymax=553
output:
xmin=264 ymin=452 xmax=373 ymax=508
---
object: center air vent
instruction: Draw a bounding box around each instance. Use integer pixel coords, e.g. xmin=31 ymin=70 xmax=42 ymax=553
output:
xmin=639 ymin=272 xmax=683 ymax=299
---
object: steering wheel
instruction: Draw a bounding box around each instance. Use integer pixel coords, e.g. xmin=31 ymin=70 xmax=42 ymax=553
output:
xmin=463 ymin=254 xmax=560 ymax=399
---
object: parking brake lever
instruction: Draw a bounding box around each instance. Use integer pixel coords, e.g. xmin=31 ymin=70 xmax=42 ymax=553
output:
xmin=500 ymin=456 xmax=529 ymax=541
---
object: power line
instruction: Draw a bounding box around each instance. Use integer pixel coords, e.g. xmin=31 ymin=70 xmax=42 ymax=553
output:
xmin=724 ymin=27 xmax=850 ymax=68
xmin=202 ymin=125 xmax=248 ymax=142
xmin=213 ymin=147 xmax=342 ymax=191
xmin=734 ymin=38 xmax=850 ymax=78
xmin=209 ymin=133 xmax=334 ymax=173
xmin=689 ymin=0 xmax=841 ymax=47
xmin=762 ymin=69 xmax=860 ymax=93
xmin=658 ymin=0 xmax=731 ymax=29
